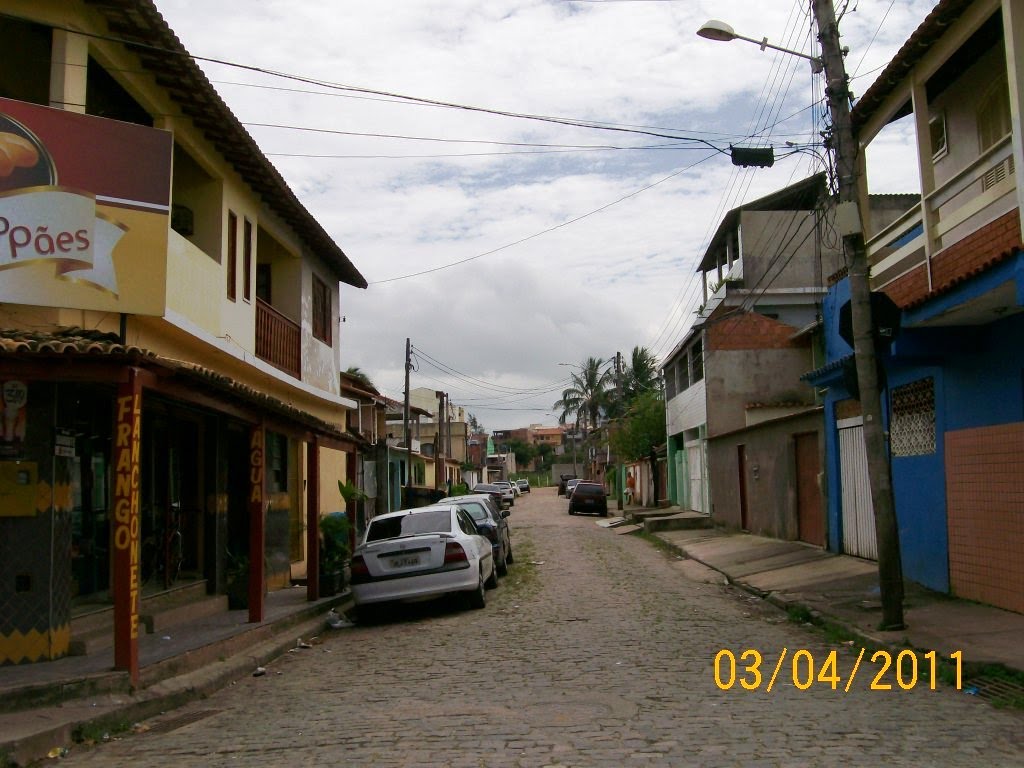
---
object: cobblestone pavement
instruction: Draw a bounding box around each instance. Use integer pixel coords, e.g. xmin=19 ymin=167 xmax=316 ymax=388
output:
xmin=62 ymin=489 xmax=1024 ymax=767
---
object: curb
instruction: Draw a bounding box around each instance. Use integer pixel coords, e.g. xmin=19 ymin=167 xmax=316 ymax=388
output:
xmin=2 ymin=599 xmax=352 ymax=767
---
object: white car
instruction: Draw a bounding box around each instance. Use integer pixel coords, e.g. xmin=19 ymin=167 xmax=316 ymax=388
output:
xmin=350 ymin=504 xmax=496 ymax=620
xmin=494 ymin=480 xmax=519 ymax=502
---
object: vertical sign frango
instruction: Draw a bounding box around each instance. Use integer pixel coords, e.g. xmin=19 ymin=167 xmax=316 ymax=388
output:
xmin=113 ymin=370 xmax=142 ymax=684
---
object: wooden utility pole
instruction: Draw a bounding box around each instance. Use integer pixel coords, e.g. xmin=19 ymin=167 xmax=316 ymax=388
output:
xmin=812 ymin=0 xmax=904 ymax=629
xmin=404 ymin=338 xmax=412 ymax=501
xmin=615 ymin=351 xmax=624 ymax=511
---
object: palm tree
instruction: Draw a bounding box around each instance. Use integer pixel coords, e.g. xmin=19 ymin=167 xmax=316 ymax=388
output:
xmin=344 ymin=366 xmax=375 ymax=391
xmin=553 ymin=357 xmax=612 ymax=432
xmin=624 ymin=346 xmax=659 ymax=400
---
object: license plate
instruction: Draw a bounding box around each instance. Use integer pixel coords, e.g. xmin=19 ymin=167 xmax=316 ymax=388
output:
xmin=583 ymin=499 xmax=594 ymax=505
xmin=389 ymin=555 xmax=421 ymax=568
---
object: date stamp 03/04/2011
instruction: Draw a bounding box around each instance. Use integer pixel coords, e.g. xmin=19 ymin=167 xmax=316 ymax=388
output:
xmin=713 ymin=649 xmax=964 ymax=693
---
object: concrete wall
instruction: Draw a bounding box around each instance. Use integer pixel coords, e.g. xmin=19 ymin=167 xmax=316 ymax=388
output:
xmin=707 ymin=410 xmax=823 ymax=539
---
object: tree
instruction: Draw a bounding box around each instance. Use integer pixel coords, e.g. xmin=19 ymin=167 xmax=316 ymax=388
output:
xmin=468 ymin=413 xmax=483 ymax=433
xmin=609 ymin=390 xmax=666 ymax=505
xmin=553 ymin=357 xmax=612 ymax=432
xmin=624 ymin=346 xmax=659 ymax=400
xmin=508 ymin=438 xmax=537 ymax=470
xmin=345 ymin=366 xmax=374 ymax=390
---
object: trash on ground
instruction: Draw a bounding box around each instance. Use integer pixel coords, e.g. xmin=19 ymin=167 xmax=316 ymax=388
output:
xmin=326 ymin=609 xmax=354 ymax=630
xmin=253 ymin=666 xmax=267 ymax=677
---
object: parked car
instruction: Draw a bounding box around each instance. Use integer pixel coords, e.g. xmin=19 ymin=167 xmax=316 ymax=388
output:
xmin=350 ymin=504 xmax=497 ymax=620
xmin=557 ymin=473 xmax=577 ymax=496
xmin=490 ymin=481 xmax=517 ymax=506
xmin=495 ymin=480 xmax=520 ymax=499
xmin=564 ymin=478 xmax=581 ymax=500
xmin=515 ymin=478 xmax=531 ymax=494
xmin=568 ymin=482 xmax=608 ymax=516
xmin=472 ymin=483 xmax=508 ymax=508
xmin=439 ymin=494 xmax=512 ymax=575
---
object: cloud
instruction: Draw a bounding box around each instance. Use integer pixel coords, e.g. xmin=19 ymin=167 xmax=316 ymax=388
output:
xmin=156 ymin=0 xmax=939 ymax=428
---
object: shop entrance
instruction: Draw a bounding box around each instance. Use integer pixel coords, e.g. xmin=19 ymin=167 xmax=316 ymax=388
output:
xmin=141 ymin=407 xmax=205 ymax=591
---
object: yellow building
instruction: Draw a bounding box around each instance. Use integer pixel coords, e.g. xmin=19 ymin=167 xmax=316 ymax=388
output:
xmin=0 ymin=0 xmax=366 ymax=675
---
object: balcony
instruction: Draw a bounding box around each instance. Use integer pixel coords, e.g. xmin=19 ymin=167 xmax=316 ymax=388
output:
xmin=256 ymin=298 xmax=300 ymax=379
xmin=866 ymin=135 xmax=1017 ymax=290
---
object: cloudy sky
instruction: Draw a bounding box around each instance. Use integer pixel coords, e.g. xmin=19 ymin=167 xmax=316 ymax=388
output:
xmin=155 ymin=0 xmax=937 ymax=430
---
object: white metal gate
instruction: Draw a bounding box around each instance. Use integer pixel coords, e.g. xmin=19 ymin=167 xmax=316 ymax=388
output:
xmin=686 ymin=443 xmax=705 ymax=513
xmin=837 ymin=417 xmax=877 ymax=560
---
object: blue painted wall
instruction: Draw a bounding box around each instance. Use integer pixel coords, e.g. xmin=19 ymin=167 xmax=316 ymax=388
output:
xmin=815 ymin=255 xmax=1024 ymax=594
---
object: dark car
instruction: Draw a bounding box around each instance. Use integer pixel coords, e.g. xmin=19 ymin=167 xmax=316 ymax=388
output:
xmin=515 ymin=478 xmax=531 ymax=494
xmin=439 ymin=494 xmax=513 ymax=575
xmin=472 ymin=483 xmax=506 ymax=508
xmin=568 ymin=482 xmax=608 ymax=516
xmin=557 ymin=473 xmax=577 ymax=496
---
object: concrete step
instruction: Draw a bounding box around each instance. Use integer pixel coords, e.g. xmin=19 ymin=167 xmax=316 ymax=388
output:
xmin=69 ymin=580 xmax=215 ymax=656
xmin=144 ymin=594 xmax=229 ymax=634
xmin=643 ymin=512 xmax=714 ymax=534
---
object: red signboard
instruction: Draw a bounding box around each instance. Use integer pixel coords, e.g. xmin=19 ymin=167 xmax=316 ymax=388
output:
xmin=0 ymin=98 xmax=172 ymax=315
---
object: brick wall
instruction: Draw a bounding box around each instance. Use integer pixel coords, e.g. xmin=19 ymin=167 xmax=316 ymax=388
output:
xmin=945 ymin=422 xmax=1024 ymax=614
xmin=706 ymin=312 xmax=807 ymax=351
xmin=883 ymin=210 xmax=1021 ymax=308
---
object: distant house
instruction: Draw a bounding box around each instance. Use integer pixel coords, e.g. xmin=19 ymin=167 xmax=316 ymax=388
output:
xmin=663 ymin=175 xmax=840 ymax=537
xmin=805 ymin=0 xmax=1024 ymax=613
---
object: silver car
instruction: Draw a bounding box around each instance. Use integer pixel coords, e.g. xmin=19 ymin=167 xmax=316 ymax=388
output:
xmin=350 ymin=505 xmax=497 ymax=621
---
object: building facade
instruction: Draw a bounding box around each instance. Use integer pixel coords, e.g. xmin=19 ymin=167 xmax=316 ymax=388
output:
xmin=0 ymin=1 xmax=366 ymax=672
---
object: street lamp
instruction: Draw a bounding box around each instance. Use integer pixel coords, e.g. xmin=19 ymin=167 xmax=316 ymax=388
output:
xmin=697 ymin=20 xmax=823 ymax=73
xmin=697 ymin=5 xmax=904 ymax=630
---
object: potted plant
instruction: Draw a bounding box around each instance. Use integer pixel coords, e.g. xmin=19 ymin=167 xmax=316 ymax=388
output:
xmin=318 ymin=512 xmax=351 ymax=597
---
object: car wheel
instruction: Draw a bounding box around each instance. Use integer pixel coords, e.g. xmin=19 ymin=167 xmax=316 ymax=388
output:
xmin=497 ymin=550 xmax=509 ymax=576
xmin=485 ymin=560 xmax=499 ymax=589
xmin=467 ymin=571 xmax=487 ymax=609
xmin=568 ymin=507 xmax=575 ymax=515
xmin=505 ymin=541 xmax=514 ymax=564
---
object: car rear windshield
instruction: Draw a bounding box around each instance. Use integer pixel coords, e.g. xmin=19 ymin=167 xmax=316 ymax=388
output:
xmin=575 ymin=483 xmax=603 ymax=494
xmin=365 ymin=509 xmax=452 ymax=542
xmin=460 ymin=503 xmax=489 ymax=522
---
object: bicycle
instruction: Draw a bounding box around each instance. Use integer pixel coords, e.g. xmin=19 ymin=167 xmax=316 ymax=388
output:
xmin=140 ymin=513 xmax=183 ymax=590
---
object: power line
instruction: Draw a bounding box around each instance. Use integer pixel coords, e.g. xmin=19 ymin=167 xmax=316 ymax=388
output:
xmin=370 ymin=150 xmax=719 ymax=284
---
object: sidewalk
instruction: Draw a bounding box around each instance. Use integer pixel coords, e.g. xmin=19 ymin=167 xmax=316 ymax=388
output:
xmin=633 ymin=518 xmax=1024 ymax=676
xmin=0 ymin=587 xmax=351 ymax=766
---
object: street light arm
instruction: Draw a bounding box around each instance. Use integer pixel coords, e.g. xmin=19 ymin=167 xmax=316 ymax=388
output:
xmin=697 ymin=19 xmax=823 ymax=72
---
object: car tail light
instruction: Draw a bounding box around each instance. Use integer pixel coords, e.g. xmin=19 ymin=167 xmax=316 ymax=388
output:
xmin=350 ymin=554 xmax=369 ymax=584
xmin=443 ymin=542 xmax=469 ymax=569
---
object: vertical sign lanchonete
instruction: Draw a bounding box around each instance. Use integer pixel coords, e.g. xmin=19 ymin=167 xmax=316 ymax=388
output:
xmin=113 ymin=370 xmax=142 ymax=684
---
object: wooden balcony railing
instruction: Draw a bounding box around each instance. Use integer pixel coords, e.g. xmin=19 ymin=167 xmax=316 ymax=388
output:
xmin=256 ymin=298 xmax=301 ymax=379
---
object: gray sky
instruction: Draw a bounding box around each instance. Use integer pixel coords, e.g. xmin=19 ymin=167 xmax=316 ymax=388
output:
xmin=154 ymin=0 xmax=936 ymax=430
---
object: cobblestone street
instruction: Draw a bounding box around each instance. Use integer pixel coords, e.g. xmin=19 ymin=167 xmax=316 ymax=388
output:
xmin=61 ymin=489 xmax=1024 ymax=767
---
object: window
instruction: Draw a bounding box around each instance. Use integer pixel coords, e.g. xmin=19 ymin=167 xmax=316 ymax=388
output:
xmin=243 ymin=218 xmax=253 ymax=302
xmin=890 ymin=377 xmax=936 ymax=457
xmin=691 ymin=339 xmax=704 ymax=383
xmin=312 ymin=274 xmax=331 ymax=345
xmin=929 ymin=113 xmax=948 ymax=162
xmin=226 ymin=211 xmax=237 ymax=301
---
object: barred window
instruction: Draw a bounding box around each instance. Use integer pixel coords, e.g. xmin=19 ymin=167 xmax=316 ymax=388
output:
xmin=890 ymin=377 xmax=936 ymax=457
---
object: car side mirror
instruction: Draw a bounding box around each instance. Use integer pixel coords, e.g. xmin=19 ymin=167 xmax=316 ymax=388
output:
xmin=501 ymin=510 xmax=510 ymax=518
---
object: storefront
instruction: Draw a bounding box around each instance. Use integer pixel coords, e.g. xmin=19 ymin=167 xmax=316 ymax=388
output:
xmin=0 ymin=330 xmax=353 ymax=671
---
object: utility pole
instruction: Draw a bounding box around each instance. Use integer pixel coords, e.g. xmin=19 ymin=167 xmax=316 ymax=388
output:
xmin=404 ymin=338 xmax=412 ymax=502
xmin=812 ymin=0 xmax=904 ymax=629
xmin=615 ymin=351 xmax=624 ymax=511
